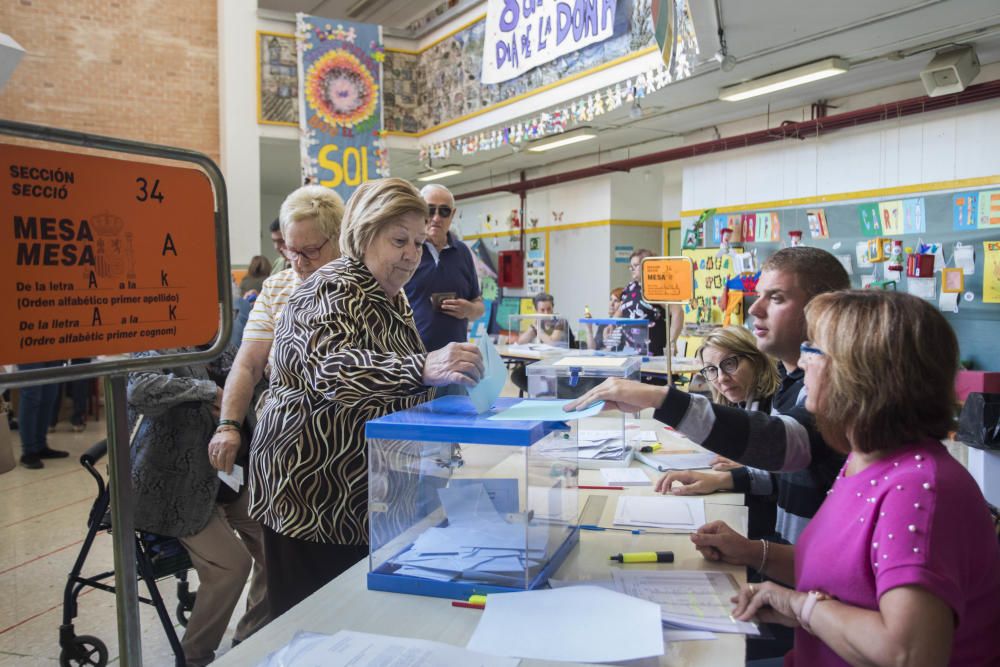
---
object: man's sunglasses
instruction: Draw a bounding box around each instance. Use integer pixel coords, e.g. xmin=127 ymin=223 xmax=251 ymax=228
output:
xmin=428 ymin=205 xmax=453 ymax=218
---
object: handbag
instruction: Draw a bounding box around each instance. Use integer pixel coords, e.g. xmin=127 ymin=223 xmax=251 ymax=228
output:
xmin=955 ymin=392 xmax=1000 ymax=451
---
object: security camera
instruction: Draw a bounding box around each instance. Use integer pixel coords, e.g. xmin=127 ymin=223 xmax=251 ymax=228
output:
xmin=920 ymin=45 xmax=979 ymax=97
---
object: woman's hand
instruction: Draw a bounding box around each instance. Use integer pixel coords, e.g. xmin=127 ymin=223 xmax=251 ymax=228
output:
xmin=731 ymin=581 xmax=806 ymax=628
xmin=689 ymin=520 xmax=758 ymax=567
xmin=655 ymin=470 xmax=733 ymax=495
xmin=422 ymin=342 xmax=484 ymax=387
xmin=562 ymin=377 xmax=668 ymax=414
xmin=208 ymin=427 xmax=241 ymax=474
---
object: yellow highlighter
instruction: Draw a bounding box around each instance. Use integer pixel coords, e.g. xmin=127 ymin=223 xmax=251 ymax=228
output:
xmin=468 ymin=595 xmax=487 ymax=605
xmin=610 ymin=551 xmax=674 ymax=563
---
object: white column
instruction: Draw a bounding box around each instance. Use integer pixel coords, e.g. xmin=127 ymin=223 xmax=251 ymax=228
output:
xmin=218 ymin=0 xmax=262 ymax=265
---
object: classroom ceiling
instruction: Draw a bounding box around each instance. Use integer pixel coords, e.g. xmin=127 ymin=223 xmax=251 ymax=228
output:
xmin=257 ymin=0 xmax=1000 ymax=194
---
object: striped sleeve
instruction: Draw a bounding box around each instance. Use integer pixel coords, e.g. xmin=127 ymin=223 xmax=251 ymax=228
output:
xmin=654 ymin=389 xmax=818 ymax=472
xmin=242 ymin=270 xmax=297 ymax=342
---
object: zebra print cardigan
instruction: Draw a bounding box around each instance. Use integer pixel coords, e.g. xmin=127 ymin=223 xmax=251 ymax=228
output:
xmin=248 ymin=256 xmax=431 ymax=545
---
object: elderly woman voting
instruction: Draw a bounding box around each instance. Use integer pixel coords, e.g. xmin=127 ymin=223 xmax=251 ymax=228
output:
xmin=727 ymin=291 xmax=1000 ymax=666
xmin=249 ymin=178 xmax=484 ymax=620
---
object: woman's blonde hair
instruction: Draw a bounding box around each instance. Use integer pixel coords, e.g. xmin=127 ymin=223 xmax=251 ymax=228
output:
xmin=805 ymin=290 xmax=958 ymax=454
xmin=278 ymin=185 xmax=345 ymax=240
xmin=696 ymin=326 xmax=780 ymax=407
xmin=339 ymin=178 xmax=428 ymax=261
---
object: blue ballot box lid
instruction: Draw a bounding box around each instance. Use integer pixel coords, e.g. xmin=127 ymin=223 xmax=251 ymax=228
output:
xmin=365 ymin=395 xmax=568 ymax=446
xmin=577 ymin=317 xmax=649 ymax=326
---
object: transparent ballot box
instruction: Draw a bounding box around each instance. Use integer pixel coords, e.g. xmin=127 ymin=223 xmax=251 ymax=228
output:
xmin=526 ymin=354 xmax=641 ymax=468
xmin=365 ymin=395 xmax=579 ymax=599
xmin=506 ymin=314 xmax=570 ymax=351
xmin=579 ymin=317 xmax=650 ymax=356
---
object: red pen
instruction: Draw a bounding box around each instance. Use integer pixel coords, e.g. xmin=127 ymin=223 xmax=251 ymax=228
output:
xmin=578 ymin=485 xmax=625 ymax=490
xmin=451 ymin=601 xmax=485 ymax=610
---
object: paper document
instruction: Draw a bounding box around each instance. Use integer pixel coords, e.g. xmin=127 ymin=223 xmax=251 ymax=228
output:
xmin=488 ymin=399 xmax=604 ymax=422
xmin=601 ymin=467 xmax=651 ymax=486
xmin=217 ymin=463 xmax=243 ymax=493
xmin=637 ymin=451 xmax=715 ymax=472
xmin=552 ymin=356 xmax=628 ymax=368
xmin=257 ymin=630 xmax=519 ymax=667
xmin=467 ymin=334 xmax=506 ymax=413
xmin=466 ymin=585 xmax=664 ymax=663
xmin=614 ymin=495 xmax=706 ymax=531
xmin=612 ymin=570 xmax=759 ymax=635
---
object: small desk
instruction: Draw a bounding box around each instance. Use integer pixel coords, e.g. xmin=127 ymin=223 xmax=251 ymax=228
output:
xmin=216 ymin=420 xmax=748 ymax=667
xmin=496 ymin=345 xmax=703 ymax=379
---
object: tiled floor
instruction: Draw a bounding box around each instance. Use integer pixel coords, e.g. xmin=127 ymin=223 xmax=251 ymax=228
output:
xmin=0 ymin=417 xmax=246 ymax=666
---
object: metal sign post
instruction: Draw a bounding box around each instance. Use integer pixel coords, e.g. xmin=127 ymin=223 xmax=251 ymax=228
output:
xmin=0 ymin=120 xmax=231 ymax=666
xmin=640 ymin=256 xmax=695 ymax=381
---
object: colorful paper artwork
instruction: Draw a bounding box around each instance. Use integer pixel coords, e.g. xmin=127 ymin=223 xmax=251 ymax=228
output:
xmin=953 ymin=193 xmax=979 ymax=231
xmin=711 ymin=215 xmax=729 ymax=245
xmin=769 ymin=212 xmax=781 ymax=241
xmin=741 ymin=213 xmax=756 ymax=243
xmin=978 ymin=190 xmax=1000 ymax=228
xmin=856 ymin=241 xmax=873 ymax=268
xmin=683 ymin=249 xmax=737 ymax=324
xmin=727 ymin=215 xmax=743 ymax=242
xmin=755 ymin=213 xmax=772 ymax=242
xmin=806 ymin=209 xmax=829 ymax=239
xmin=878 ymin=200 xmax=904 ymax=236
xmin=941 ymin=268 xmax=964 ymax=293
xmin=984 ymin=241 xmax=1000 ymax=304
xmin=858 ymin=203 xmax=882 ymax=237
xmin=902 ymin=198 xmax=926 ymax=234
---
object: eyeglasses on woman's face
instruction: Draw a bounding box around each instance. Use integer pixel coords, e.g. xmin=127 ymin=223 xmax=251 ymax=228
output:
xmin=799 ymin=341 xmax=825 ymax=364
xmin=699 ymin=354 xmax=744 ymax=382
xmin=284 ymin=237 xmax=330 ymax=261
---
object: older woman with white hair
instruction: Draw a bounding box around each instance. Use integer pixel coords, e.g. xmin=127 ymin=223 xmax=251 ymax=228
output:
xmin=208 ymin=185 xmax=344 ymax=473
xmin=248 ymin=178 xmax=484 ymax=619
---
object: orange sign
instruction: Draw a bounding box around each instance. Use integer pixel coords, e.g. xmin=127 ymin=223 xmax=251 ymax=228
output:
xmin=641 ymin=256 xmax=694 ymax=303
xmin=1 ymin=144 xmax=220 ymax=365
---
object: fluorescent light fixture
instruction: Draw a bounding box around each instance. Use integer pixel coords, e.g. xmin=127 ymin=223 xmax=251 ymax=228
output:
xmin=719 ymin=57 xmax=849 ymax=102
xmin=526 ymin=127 xmax=597 ymax=153
xmin=416 ymin=167 xmax=463 ymax=182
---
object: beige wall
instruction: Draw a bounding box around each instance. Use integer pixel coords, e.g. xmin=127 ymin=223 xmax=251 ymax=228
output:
xmin=0 ymin=1 xmax=220 ymax=165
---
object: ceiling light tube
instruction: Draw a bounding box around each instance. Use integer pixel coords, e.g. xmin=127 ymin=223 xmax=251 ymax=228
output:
xmin=719 ymin=57 xmax=849 ymax=102
xmin=416 ymin=167 xmax=463 ymax=182
xmin=526 ymin=128 xmax=598 ymax=153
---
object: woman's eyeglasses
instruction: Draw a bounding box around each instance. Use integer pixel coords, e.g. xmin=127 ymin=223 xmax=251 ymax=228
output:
xmin=427 ymin=205 xmax=453 ymax=218
xmin=799 ymin=341 xmax=824 ymax=363
xmin=699 ymin=354 xmax=744 ymax=381
xmin=284 ymin=237 xmax=330 ymax=261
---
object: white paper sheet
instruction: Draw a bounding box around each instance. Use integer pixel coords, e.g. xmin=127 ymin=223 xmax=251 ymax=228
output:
xmin=601 ymin=467 xmax=652 ymax=486
xmin=954 ymin=244 xmax=976 ymax=275
xmin=612 ymin=570 xmax=759 ymax=635
xmin=217 ymin=463 xmax=243 ymax=493
xmin=907 ymin=276 xmax=936 ymax=300
xmin=613 ymin=495 xmax=706 ymax=531
xmin=636 ymin=451 xmax=715 ymax=472
xmin=552 ymin=356 xmax=629 ymax=368
xmin=939 ymin=290 xmax=960 ymax=313
xmin=466 ymin=586 xmax=664 ymax=663
xmin=258 ymin=630 xmax=520 ymax=667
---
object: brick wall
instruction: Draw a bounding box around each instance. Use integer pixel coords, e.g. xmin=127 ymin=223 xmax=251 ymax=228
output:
xmin=0 ymin=0 xmax=219 ymax=164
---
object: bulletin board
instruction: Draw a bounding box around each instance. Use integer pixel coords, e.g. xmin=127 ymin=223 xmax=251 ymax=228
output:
xmin=685 ymin=180 xmax=1000 ymax=370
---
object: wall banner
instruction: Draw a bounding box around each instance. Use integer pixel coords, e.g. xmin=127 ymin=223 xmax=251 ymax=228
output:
xmin=481 ymin=0 xmax=617 ymax=85
xmin=297 ymin=14 xmax=389 ymax=202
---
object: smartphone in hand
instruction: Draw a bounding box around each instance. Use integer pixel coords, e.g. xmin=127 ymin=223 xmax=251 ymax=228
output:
xmin=430 ymin=292 xmax=457 ymax=312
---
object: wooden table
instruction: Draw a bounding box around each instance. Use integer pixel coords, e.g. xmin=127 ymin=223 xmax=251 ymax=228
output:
xmin=216 ymin=420 xmax=748 ymax=667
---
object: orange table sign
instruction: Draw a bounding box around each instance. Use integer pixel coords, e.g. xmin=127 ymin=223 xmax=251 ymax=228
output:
xmin=1 ymin=144 xmax=220 ymax=365
xmin=641 ymin=256 xmax=694 ymax=303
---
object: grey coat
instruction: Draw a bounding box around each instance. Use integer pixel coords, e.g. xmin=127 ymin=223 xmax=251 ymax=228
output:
xmin=127 ymin=349 xmax=221 ymax=538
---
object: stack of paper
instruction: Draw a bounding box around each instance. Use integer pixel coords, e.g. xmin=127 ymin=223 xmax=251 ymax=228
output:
xmin=386 ymin=483 xmax=554 ymax=585
xmin=600 ymin=467 xmax=651 ymax=486
xmin=536 ymin=428 xmax=633 ymax=461
xmin=611 ymin=570 xmax=759 ymax=635
xmin=636 ymin=451 xmax=716 ymax=472
xmin=613 ymin=495 xmax=706 ymax=532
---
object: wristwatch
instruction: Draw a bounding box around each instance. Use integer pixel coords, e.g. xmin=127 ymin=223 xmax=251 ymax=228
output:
xmin=799 ymin=590 xmax=834 ymax=634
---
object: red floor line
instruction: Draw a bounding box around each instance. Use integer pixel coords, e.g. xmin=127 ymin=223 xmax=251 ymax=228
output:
xmin=0 ymin=496 xmax=92 ymax=530
xmin=0 ymin=587 xmax=96 ymax=636
xmin=0 ymin=467 xmax=86 ymax=492
xmin=0 ymin=538 xmax=89 ymax=577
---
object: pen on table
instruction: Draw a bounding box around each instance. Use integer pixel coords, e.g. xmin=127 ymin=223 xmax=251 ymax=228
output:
xmin=451 ymin=601 xmax=485 ymax=610
xmin=610 ymin=551 xmax=675 ymax=563
xmin=578 ymin=485 xmax=624 ymax=490
xmin=580 ymin=524 xmax=644 ymax=535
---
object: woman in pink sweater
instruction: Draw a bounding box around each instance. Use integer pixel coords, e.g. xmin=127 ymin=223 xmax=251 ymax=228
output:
xmin=700 ymin=290 xmax=1000 ymax=666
